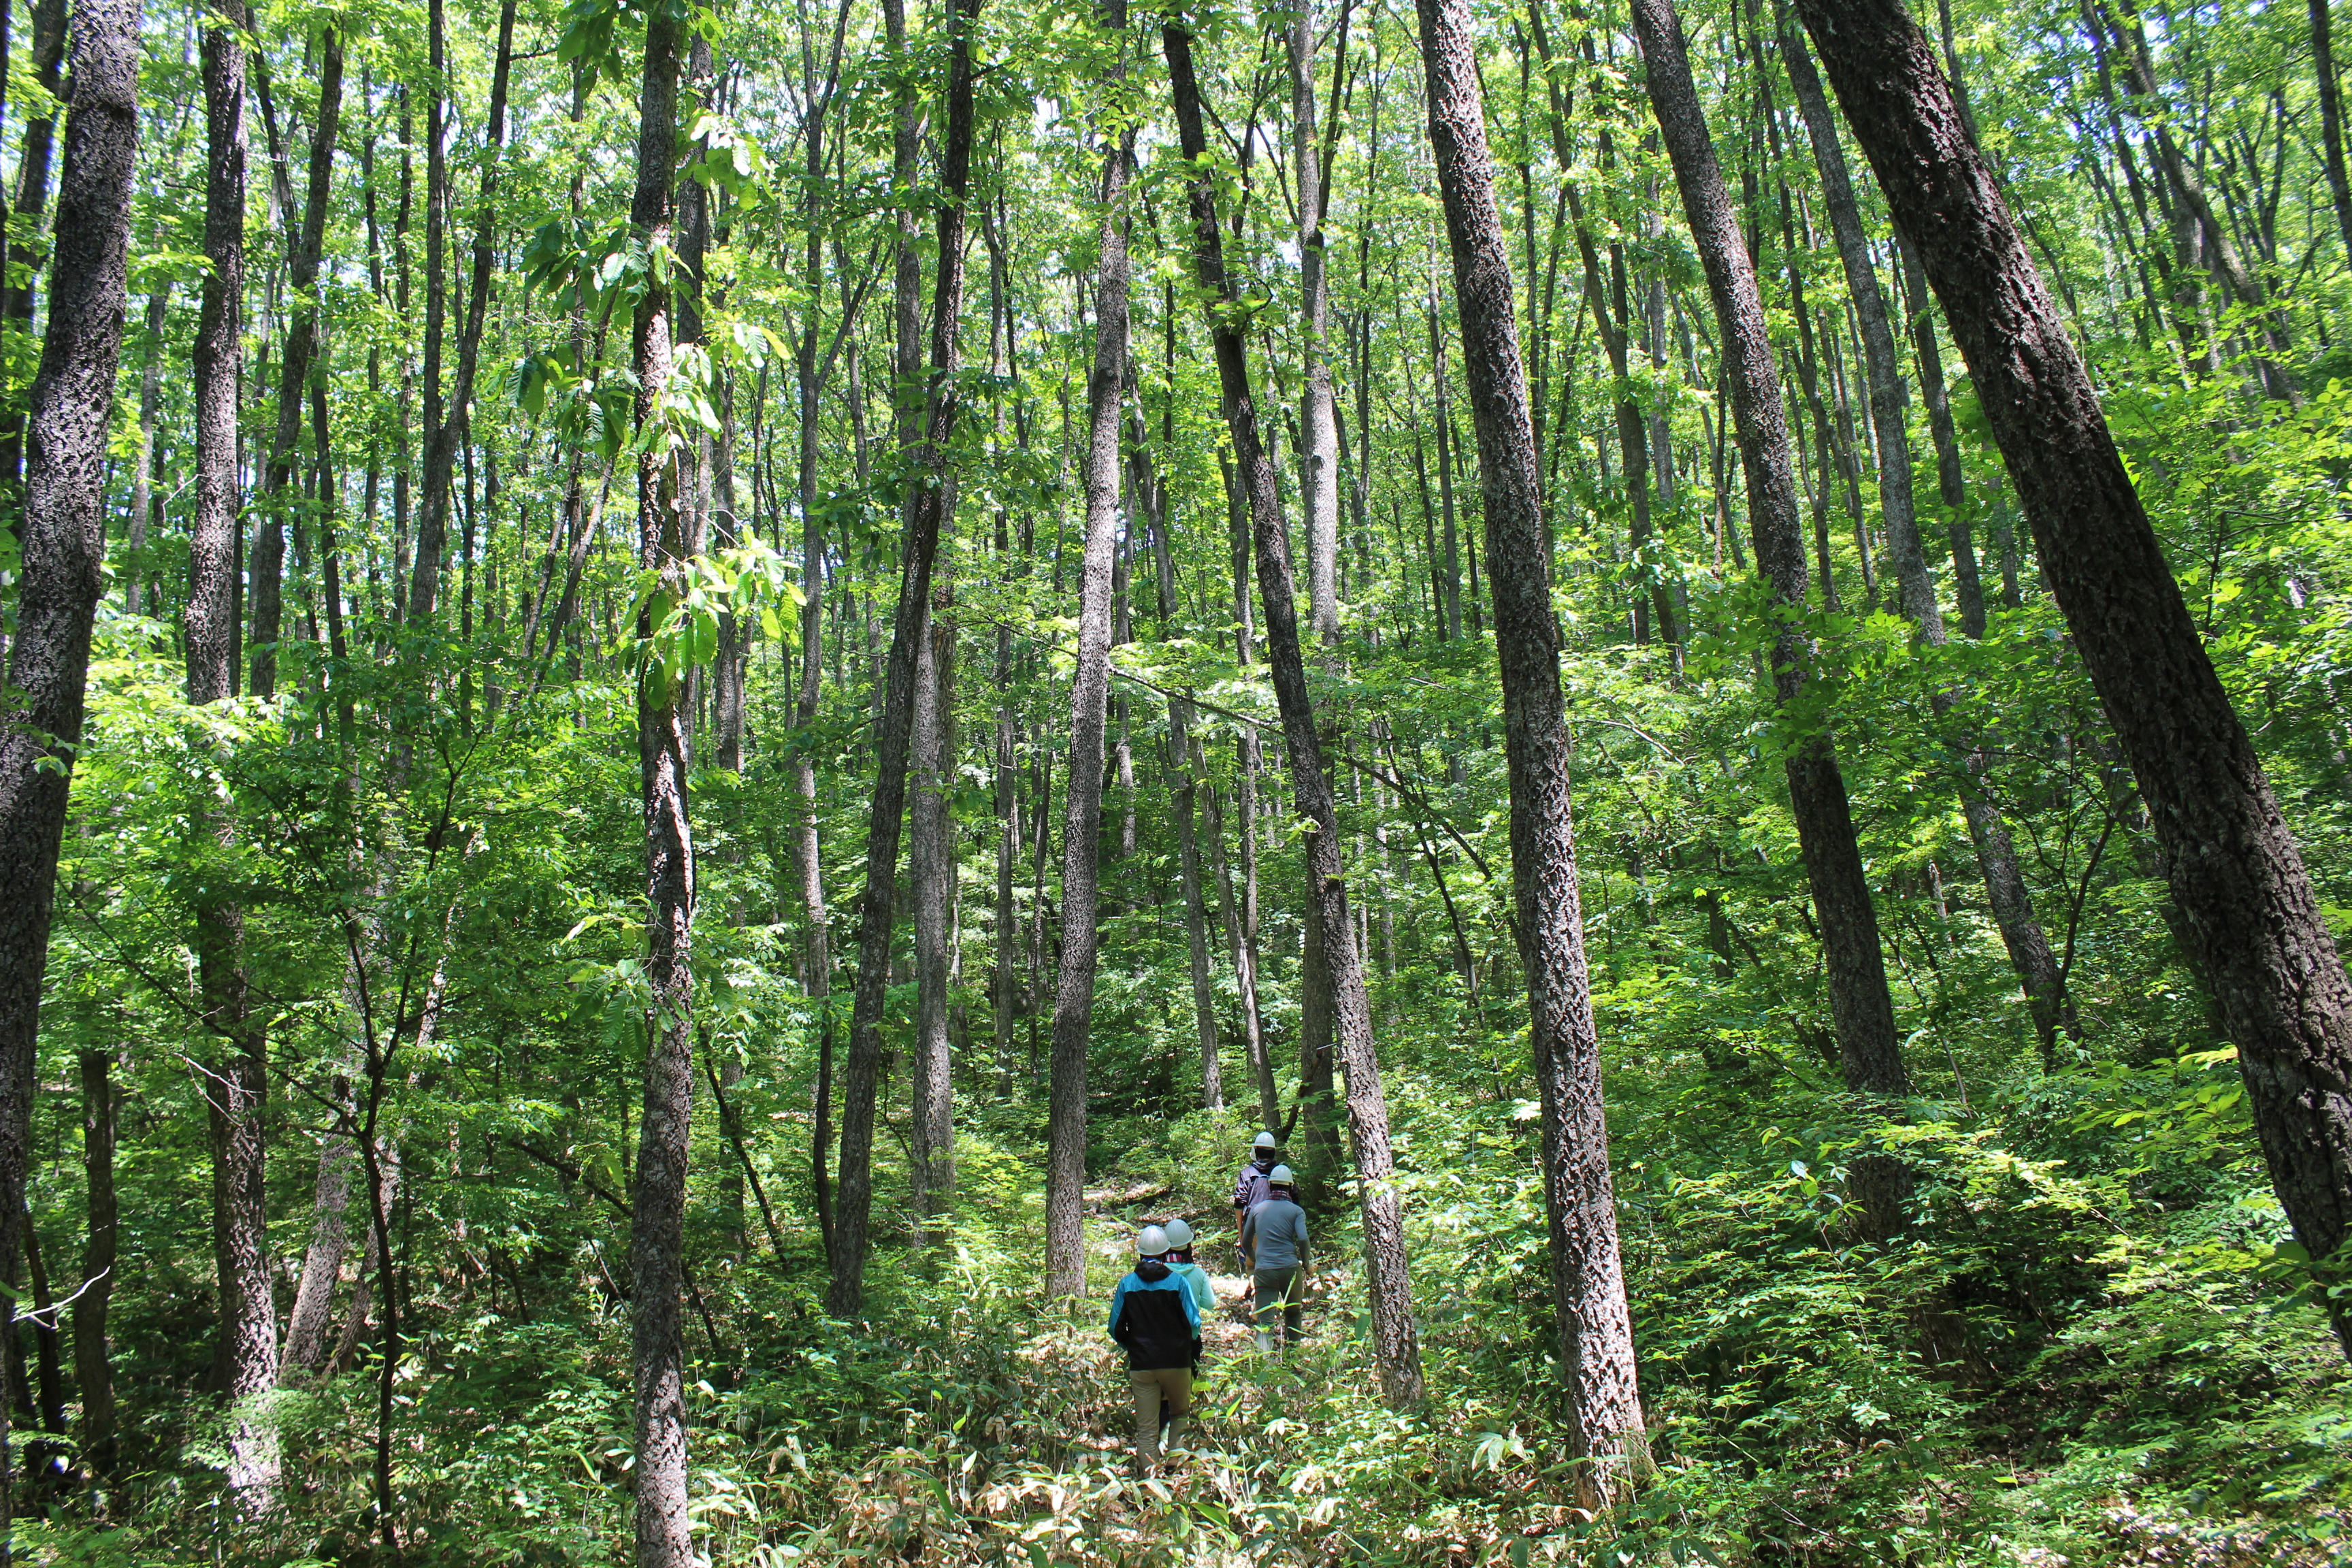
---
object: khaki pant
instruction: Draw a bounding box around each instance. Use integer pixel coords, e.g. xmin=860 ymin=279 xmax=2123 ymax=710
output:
xmin=1254 ymin=1266 xmax=1304 ymax=1345
xmin=1128 ymin=1367 xmax=1193 ymax=1469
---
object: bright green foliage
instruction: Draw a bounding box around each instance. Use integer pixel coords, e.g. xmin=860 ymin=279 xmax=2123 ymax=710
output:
xmin=5 ymin=0 xmax=2352 ymax=1556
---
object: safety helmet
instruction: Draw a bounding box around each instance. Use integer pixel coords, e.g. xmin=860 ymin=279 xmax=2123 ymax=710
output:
xmin=1268 ymin=1164 xmax=1295 ymax=1186
xmin=1253 ymin=1130 xmax=1277 ymax=1149
xmin=1163 ymin=1219 xmax=1195 ymax=1250
xmin=1137 ymin=1224 xmax=1170 ymax=1256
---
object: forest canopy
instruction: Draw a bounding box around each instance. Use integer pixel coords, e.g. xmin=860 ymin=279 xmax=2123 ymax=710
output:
xmin=0 ymin=0 xmax=2350 ymax=1558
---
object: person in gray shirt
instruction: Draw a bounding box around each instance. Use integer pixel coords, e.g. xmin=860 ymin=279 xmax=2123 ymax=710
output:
xmin=1239 ymin=1165 xmax=1311 ymax=1352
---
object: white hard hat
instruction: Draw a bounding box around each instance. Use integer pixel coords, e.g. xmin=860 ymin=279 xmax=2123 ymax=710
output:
xmin=1137 ymin=1224 xmax=1170 ymax=1256
xmin=1269 ymin=1164 xmax=1295 ymax=1185
xmin=1163 ymin=1219 xmax=1194 ymax=1250
xmin=1253 ymin=1130 xmax=1278 ymax=1149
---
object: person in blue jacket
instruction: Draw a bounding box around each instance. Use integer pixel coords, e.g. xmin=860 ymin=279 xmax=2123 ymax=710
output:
xmin=1108 ymin=1224 xmax=1202 ymax=1473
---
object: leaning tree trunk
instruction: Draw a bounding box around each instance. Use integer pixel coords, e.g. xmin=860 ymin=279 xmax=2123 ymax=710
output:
xmin=828 ymin=0 xmax=983 ymax=1317
xmin=0 ymin=0 xmax=140 ymax=1529
xmin=1414 ymin=0 xmax=1650 ymax=1494
xmin=1629 ymin=0 xmax=1914 ymax=1242
xmin=1797 ymin=0 xmax=2352 ymax=1357
xmin=1780 ymin=24 xmax=2076 ymax=1066
xmin=278 ymin=1037 xmax=357 ymax=1384
xmin=1166 ymin=16 xmax=1426 ymax=1407
xmin=625 ymin=10 xmax=694 ymax=1566
xmin=1043 ymin=14 xmax=1131 ymax=1301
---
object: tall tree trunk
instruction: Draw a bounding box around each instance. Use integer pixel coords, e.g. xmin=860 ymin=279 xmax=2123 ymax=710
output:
xmin=994 ymin=639 xmax=1019 ymax=1091
xmin=408 ymin=0 xmax=451 ymax=619
xmin=1170 ymin=702 xmax=1223 ymax=1109
xmin=74 ymin=1047 xmax=116 ymax=1476
xmin=828 ymin=0 xmax=982 ymax=1317
xmin=791 ymin=27 xmax=849 ymax=1271
xmin=1044 ymin=23 xmax=1131 ymax=1300
xmin=1167 ymin=18 xmax=1426 ymax=1407
xmin=625 ymin=10 xmax=693 ymax=1564
xmin=0 ymin=0 xmax=134 ymax=1520
xmin=1416 ymin=0 xmax=1650 ymax=1494
xmin=1290 ymin=0 xmax=1343 ymax=644
xmin=1211 ymin=737 xmax=1278 ymax=1129
xmin=1427 ymin=301 xmax=1465 ymax=642
xmin=1218 ymin=456 xmax=1278 ymax=1128
xmin=1800 ymin=0 xmax=2352 ymax=1356
xmin=249 ymin=27 xmax=344 ymax=700
xmin=1781 ymin=25 xmax=2076 ymax=1064
xmin=1631 ymin=0 xmax=1914 ymax=1241
xmin=911 ymin=600 xmax=958 ymax=1239
xmin=183 ymin=0 xmax=281 ymax=1505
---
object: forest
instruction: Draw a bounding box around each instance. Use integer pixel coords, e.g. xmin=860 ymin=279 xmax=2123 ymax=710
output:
xmin=1 ymin=0 xmax=2350 ymax=1552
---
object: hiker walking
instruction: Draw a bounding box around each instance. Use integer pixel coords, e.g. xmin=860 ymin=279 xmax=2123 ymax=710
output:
xmin=1108 ymin=1224 xmax=1203 ymax=1473
xmin=1231 ymin=1130 xmax=1281 ymax=1218
xmin=1230 ymin=1132 xmax=1281 ymax=1303
xmin=1239 ymin=1165 xmax=1311 ymax=1353
xmin=1162 ymin=1220 xmax=1216 ymax=1313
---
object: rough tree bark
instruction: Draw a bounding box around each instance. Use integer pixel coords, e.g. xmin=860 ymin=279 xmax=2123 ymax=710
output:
xmin=1414 ymin=0 xmax=1650 ymax=1492
xmin=1044 ymin=5 xmax=1131 ymax=1301
xmin=1167 ymin=15 xmax=1426 ymax=1407
xmin=625 ymin=9 xmax=694 ymax=1564
xmin=183 ymin=0 xmax=282 ymax=1505
xmin=0 ymin=0 xmax=138 ymax=1526
xmin=1798 ymin=0 xmax=2352 ymax=1356
xmin=1629 ymin=0 xmax=1914 ymax=1239
xmin=828 ymin=0 xmax=983 ymax=1317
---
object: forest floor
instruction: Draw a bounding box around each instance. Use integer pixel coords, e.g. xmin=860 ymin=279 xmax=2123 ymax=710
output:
xmin=26 ymin=1142 xmax=2352 ymax=1566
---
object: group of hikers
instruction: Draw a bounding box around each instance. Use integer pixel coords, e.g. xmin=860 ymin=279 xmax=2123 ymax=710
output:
xmin=1105 ymin=1132 xmax=1312 ymax=1472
